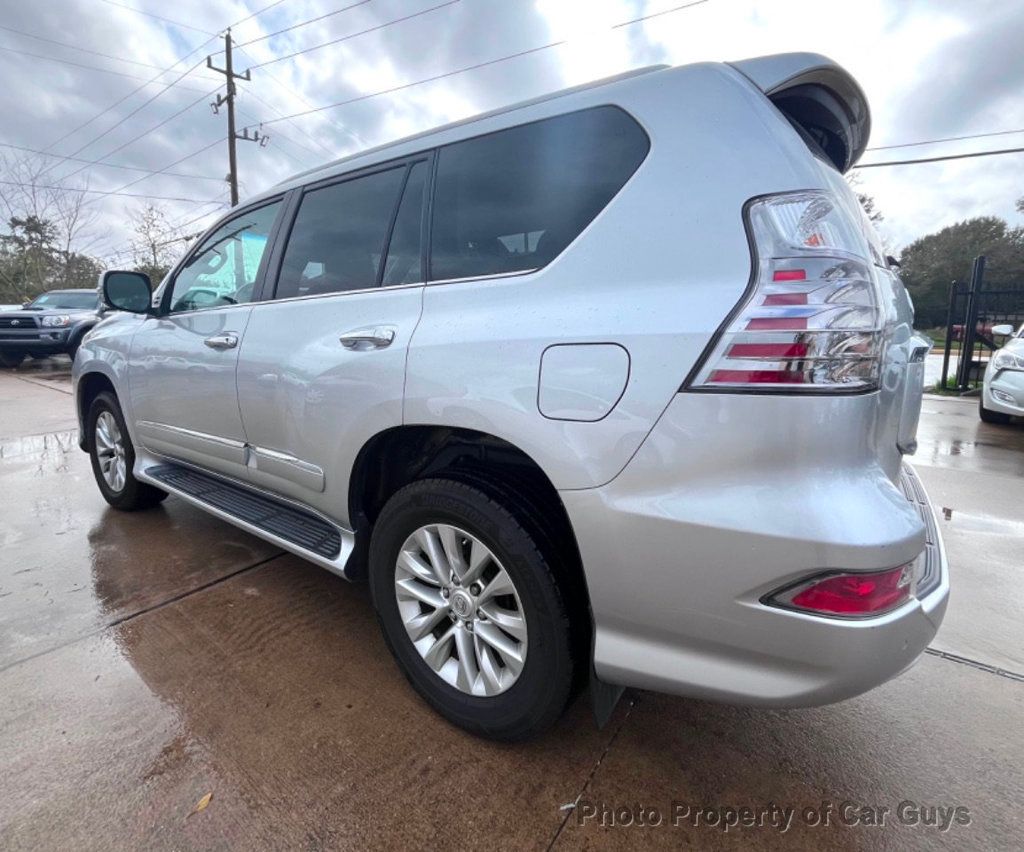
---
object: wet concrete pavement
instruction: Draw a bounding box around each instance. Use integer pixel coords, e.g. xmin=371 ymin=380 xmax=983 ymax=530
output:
xmin=1 ymin=358 xmax=1022 ymax=850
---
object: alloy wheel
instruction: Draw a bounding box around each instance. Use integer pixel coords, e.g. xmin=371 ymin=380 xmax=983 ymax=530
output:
xmin=95 ymin=410 xmax=127 ymax=492
xmin=394 ymin=523 xmax=528 ymax=697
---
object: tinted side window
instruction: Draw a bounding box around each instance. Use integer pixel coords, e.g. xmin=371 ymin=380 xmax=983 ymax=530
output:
xmin=382 ymin=161 xmax=427 ymax=286
xmin=168 ymin=201 xmax=281 ymax=313
xmin=430 ymin=106 xmax=649 ymax=281
xmin=276 ymin=167 xmax=405 ymax=300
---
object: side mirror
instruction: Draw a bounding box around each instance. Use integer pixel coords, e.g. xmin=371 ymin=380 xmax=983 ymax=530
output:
xmin=100 ymin=271 xmax=153 ymax=314
xmin=992 ymin=324 xmax=1014 ymax=337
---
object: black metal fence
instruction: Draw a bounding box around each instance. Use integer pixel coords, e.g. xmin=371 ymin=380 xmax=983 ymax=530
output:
xmin=941 ymin=255 xmax=1024 ymax=389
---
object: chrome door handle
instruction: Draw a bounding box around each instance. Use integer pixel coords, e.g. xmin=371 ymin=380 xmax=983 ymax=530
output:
xmin=339 ymin=326 xmax=396 ymax=350
xmin=204 ymin=333 xmax=238 ymax=350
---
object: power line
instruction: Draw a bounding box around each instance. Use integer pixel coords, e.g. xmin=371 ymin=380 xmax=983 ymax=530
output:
xmin=0 ymin=140 xmax=223 ymax=181
xmin=0 ymin=43 xmax=211 ymax=92
xmin=855 ymin=147 xmax=1024 ymax=168
xmin=611 ymin=0 xmax=710 ymax=27
xmin=0 ymin=22 xmax=220 ymax=79
xmin=258 ymin=41 xmax=563 ymax=127
xmin=232 ymin=0 xmax=293 ymax=31
xmin=0 ymin=178 xmax=219 ymax=203
xmin=247 ymin=1 xmax=460 ymax=69
xmin=171 ymin=202 xmax=228 ymax=234
xmin=97 ymin=0 xmax=217 ymax=36
xmin=253 ymin=0 xmax=711 ymax=126
xmin=56 ymin=86 xmax=219 ymax=181
xmin=40 ymin=35 xmax=220 ymax=156
xmin=235 ymin=106 xmax=321 ymax=168
xmin=93 ymin=136 xmax=227 ymax=197
xmin=236 ymin=94 xmax=326 ymax=159
xmin=867 ymin=127 xmax=1024 ymax=152
xmin=234 ymin=43 xmax=367 ymax=151
xmin=42 ymin=0 xmax=298 ymax=176
xmin=237 ymin=0 xmax=375 ymax=47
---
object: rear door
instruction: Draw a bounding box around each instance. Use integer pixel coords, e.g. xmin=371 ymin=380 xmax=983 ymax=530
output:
xmin=129 ymin=198 xmax=285 ymax=481
xmin=236 ymin=157 xmax=429 ymax=524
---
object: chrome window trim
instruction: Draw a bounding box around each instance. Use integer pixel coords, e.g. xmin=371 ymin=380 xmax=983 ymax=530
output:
xmin=250 ymin=279 xmax=426 ymax=308
xmin=246 ymin=269 xmax=540 ymax=308
xmin=428 ymin=268 xmax=539 ymax=286
xmin=145 ymin=302 xmax=256 ymax=320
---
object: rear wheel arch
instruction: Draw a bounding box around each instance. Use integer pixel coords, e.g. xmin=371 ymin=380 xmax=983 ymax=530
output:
xmin=348 ymin=425 xmax=593 ymax=685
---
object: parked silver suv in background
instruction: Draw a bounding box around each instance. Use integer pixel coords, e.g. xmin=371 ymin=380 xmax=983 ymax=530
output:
xmin=75 ymin=52 xmax=948 ymax=740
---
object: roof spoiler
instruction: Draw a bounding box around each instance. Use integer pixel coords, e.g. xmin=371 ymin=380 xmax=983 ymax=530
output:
xmin=729 ymin=53 xmax=871 ymax=173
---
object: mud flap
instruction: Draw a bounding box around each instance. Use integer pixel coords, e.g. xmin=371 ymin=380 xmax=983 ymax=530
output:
xmin=589 ymin=663 xmax=624 ymax=729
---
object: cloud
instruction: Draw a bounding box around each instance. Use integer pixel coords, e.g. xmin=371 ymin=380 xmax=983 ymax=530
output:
xmin=0 ymin=0 xmax=1021 ymax=260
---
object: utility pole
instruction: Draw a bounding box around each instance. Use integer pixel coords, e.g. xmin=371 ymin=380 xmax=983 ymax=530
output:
xmin=207 ymin=29 xmax=268 ymax=207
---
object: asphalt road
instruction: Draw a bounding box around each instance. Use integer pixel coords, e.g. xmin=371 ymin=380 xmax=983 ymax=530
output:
xmin=1 ymin=357 xmax=1022 ymax=850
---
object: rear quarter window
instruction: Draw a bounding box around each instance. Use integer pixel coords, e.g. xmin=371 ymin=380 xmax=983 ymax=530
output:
xmin=429 ymin=105 xmax=649 ymax=282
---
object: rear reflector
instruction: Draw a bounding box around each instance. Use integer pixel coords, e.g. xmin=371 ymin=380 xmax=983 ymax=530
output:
xmin=768 ymin=565 xmax=914 ymax=617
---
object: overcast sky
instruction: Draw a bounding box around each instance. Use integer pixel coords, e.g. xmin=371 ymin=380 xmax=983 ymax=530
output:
xmin=1 ymin=0 xmax=1022 ymax=262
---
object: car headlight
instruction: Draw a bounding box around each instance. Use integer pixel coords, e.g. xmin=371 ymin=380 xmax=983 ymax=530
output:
xmin=992 ymin=349 xmax=1024 ymax=372
xmin=41 ymin=315 xmax=72 ymax=328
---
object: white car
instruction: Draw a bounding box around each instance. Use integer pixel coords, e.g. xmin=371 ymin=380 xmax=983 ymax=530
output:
xmin=980 ymin=323 xmax=1024 ymax=423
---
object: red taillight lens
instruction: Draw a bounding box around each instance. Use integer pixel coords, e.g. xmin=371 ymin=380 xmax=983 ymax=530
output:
xmin=690 ymin=191 xmax=885 ymax=393
xmin=770 ymin=565 xmax=914 ymax=617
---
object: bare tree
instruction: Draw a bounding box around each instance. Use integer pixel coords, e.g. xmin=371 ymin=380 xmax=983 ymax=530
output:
xmin=51 ymin=182 xmax=105 ymax=288
xmin=846 ymin=171 xmax=884 ymax=224
xmin=0 ymin=152 xmax=105 ymax=300
xmin=128 ymin=203 xmax=182 ymax=283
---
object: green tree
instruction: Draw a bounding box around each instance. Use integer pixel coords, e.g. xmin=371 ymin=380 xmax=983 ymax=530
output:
xmin=0 ymin=215 xmax=59 ymax=303
xmin=899 ymin=217 xmax=1024 ymax=327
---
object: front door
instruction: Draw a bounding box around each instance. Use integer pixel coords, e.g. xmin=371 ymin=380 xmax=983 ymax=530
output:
xmin=236 ymin=158 xmax=429 ymax=525
xmin=129 ymin=199 xmax=284 ymax=481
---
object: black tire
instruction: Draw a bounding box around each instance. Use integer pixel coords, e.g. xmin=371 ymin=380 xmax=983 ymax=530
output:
xmin=979 ymin=398 xmax=1011 ymax=425
xmin=369 ymin=478 xmax=577 ymax=741
xmin=0 ymin=350 xmax=25 ymax=369
xmin=87 ymin=391 xmax=168 ymax=511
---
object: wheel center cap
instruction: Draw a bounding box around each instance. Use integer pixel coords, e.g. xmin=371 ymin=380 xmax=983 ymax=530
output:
xmin=450 ymin=590 xmax=473 ymax=618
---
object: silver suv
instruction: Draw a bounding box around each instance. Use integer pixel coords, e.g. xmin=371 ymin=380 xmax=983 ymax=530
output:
xmin=76 ymin=53 xmax=948 ymax=740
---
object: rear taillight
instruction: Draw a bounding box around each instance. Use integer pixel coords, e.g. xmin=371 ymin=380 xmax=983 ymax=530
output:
xmin=767 ymin=564 xmax=914 ymax=617
xmin=691 ymin=191 xmax=884 ymax=392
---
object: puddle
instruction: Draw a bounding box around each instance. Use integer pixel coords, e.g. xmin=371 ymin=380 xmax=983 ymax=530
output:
xmin=0 ymin=430 xmax=78 ymax=474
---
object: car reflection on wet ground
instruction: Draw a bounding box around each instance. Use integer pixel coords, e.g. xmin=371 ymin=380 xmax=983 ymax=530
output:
xmin=1 ymin=357 xmax=1022 ymax=851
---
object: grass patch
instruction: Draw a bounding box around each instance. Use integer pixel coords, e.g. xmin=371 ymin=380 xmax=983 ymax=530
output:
xmin=930 ymin=377 xmax=979 ymax=395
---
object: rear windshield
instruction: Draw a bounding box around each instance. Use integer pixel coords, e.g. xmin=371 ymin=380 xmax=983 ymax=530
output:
xmin=28 ymin=292 xmax=98 ymax=310
xmin=430 ymin=106 xmax=649 ymax=281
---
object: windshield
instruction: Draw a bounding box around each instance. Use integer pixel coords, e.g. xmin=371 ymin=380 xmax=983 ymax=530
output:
xmin=28 ymin=292 xmax=99 ymax=310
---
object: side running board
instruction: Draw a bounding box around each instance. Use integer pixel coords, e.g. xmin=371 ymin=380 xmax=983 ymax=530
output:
xmin=144 ymin=462 xmax=352 ymax=574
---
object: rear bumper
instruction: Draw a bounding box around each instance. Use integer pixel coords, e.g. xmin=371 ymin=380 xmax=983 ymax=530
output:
xmin=562 ymin=393 xmax=948 ymax=708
